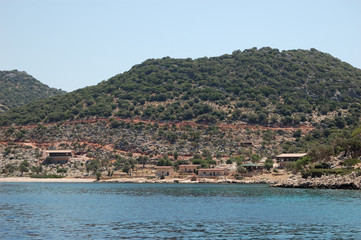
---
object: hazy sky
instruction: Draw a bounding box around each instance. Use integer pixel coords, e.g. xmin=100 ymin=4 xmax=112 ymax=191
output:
xmin=1 ymin=0 xmax=360 ymax=92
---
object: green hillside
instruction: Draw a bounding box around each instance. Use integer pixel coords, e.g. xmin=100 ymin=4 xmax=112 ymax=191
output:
xmin=1 ymin=48 xmax=361 ymax=127
xmin=0 ymin=70 xmax=65 ymax=113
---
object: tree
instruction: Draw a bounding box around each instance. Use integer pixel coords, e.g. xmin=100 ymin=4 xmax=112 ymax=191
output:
xmin=173 ymin=151 xmax=178 ymax=160
xmin=18 ymin=160 xmax=29 ymax=176
xmin=122 ymin=162 xmax=131 ymax=175
xmin=157 ymin=158 xmax=173 ymax=166
xmin=293 ymin=129 xmax=302 ymax=138
xmin=96 ymin=172 xmax=102 ymax=181
xmin=264 ymin=159 xmax=273 ymax=170
xmin=237 ymin=166 xmax=247 ymax=175
xmin=251 ymin=154 xmax=261 ymax=163
xmin=86 ymin=159 xmax=100 ymax=173
xmin=137 ymin=156 xmax=149 ymax=168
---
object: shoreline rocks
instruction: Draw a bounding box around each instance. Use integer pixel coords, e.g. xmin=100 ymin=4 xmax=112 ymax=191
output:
xmin=98 ymin=176 xmax=277 ymax=184
xmin=272 ymin=172 xmax=361 ymax=190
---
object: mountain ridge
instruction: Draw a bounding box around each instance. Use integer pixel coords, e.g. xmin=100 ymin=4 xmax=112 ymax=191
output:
xmin=1 ymin=47 xmax=360 ymax=128
xmin=0 ymin=70 xmax=66 ymax=113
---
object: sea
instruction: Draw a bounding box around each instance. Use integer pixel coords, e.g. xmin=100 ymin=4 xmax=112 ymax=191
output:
xmin=0 ymin=183 xmax=360 ymax=239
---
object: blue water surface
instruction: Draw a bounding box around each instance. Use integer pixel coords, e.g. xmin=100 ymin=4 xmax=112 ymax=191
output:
xmin=0 ymin=183 xmax=360 ymax=239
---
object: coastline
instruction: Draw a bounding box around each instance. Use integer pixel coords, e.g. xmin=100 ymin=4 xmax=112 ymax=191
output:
xmin=0 ymin=173 xmax=290 ymax=184
xmin=0 ymin=177 xmax=274 ymax=184
xmin=0 ymin=177 xmax=95 ymax=183
xmin=1 ymin=174 xmax=361 ymax=189
xmin=272 ymin=172 xmax=361 ymax=190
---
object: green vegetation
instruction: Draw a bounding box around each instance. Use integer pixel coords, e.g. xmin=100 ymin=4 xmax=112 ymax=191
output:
xmin=1 ymin=48 xmax=361 ymax=127
xmin=0 ymin=70 xmax=65 ymax=113
xmin=30 ymin=174 xmax=64 ymax=178
xmin=156 ymin=158 xmax=173 ymax=166
xmin=342 ymin=158 xmax=361 ymax=168
xmin=18 ymin=160 xmax=29 ymax=175
xmin=301 ymin=168 xmax=360 ymax=178
xmin=263 ymin=159 xmax=274 ymax=170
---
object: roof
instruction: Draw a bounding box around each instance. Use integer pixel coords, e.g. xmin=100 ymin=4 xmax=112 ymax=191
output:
xmin=276 ymin=153 xmax=307 ymax=158
xmin=198 ymin=168 xmax=225 ymax=171
xmin=45 ymin=150 xmax=73 ymax=153
xmin=156 ymin=166 xmax=173 ymax=169
xmin=241 ymin=163 xmax=263 ymax=167
xmin=178 ymin=164 xmax=200 ymax=167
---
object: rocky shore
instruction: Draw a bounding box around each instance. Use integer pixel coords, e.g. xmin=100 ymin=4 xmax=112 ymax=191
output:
xmin=272 ymin=172 xmax=361 ymax=190
xmin=99 ymin=176 xmax=282 ymax=184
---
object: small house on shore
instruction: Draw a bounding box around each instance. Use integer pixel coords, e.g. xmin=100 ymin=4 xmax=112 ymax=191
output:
xmin=156 ymin=166 xmax=174 ymax=177
xmin=198 ymin=168 xmax=226 ymax=177
xmin=276 ymin=153 xmax=307 ymax=168
xmin=44 ymin=150 xmax=73 ymax=164
xmin=178 ymin=164 xmax=200 ymax=174
xmin=241 ymin=163 xmax=263 ymax=172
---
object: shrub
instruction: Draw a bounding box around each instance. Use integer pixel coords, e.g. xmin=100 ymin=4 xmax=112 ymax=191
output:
xmin=226 ymin=159 xmax=233 ymax=164
xmin=264 ymin=159 xmax=273 ymax=170
xmin=342 ymin=159 xmax=361 ymax=168
xmin=301 ymin=168 xmax=358 ymax=178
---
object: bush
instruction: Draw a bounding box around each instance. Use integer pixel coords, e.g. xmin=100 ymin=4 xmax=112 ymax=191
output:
xmin=157 ymin=159 xmax=173 ymax=166
xmin=301 ymin=168 xmax=358 ymax=178
xmin=313 ymin=162 xmax=331 ymax=169
xmin=30 ymin=174 xmax=64 ymax=178
xmin=264 ymin=159 xmax=273 ymax=170
xmin=342 ymin=159 xmax=361 ymax=168
xmin=57 ymin=168 xmax=68 ymax=174
xmin=226 ymin=159 xmax=233 ymax=164
xmin=96 ymin=172 xmax=102 ymax=180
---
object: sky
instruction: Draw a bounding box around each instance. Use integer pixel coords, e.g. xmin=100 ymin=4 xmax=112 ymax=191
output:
xmin=1 ymin=0 xmax=361 ymax=92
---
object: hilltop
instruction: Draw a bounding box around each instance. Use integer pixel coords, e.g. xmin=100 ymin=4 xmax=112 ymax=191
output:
xmin=1 ymin=47 xmax=361 ymax=127
xmin=0 ymin=70 xmax=66 ymax=113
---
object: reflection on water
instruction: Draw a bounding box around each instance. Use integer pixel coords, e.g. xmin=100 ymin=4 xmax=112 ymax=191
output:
xmin=1 ymin=183 xmax=360 ymax=239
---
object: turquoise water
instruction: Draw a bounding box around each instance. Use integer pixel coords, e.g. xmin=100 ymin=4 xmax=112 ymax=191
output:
xmin=0 ymin=183 xmax=360 ymax=239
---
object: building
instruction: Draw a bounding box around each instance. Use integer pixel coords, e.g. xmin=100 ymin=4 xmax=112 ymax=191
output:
xmin=276 ymin=153 xmax=307 ymax=168
xmin=239 ymin=142 xmax=253 ymax=147
xmin=240 ymin=163 xmax=263 ymax=171
xmin=198 ymin=168 xmax=226 ymax=177
xmin=156 ymin=166 xmax=174 ymax=177
xmin=178 ymin=164 xmax=200 ymax=174
xmin=44 ymin=150 xmax=73 ymax=164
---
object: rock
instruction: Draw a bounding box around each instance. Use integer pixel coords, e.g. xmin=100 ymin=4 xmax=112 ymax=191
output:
xmin=272 ymin=173 xmax=361 ymax=190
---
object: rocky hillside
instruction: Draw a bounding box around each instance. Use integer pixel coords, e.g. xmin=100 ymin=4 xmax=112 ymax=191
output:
xmin=1 ymin=48 xmax=361 ymax=183
xmin=0 ymin=70 xmax=65 ymax=113
xmin=1 ymin=48 xmax=361 ymax=127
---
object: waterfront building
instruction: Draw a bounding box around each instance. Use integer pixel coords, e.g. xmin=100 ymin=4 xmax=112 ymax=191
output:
xmin=198 ymin=168 xmax=226 ymax=177
xmin=156 ymin=166 xmax=174 ymax=177
xmin=276 ymin=153 xmax=307 ymax=168
xmin=178 ymin=164 xmax=200 ymax=174
xmin=44 ymin=150 xmax=73 ymax=164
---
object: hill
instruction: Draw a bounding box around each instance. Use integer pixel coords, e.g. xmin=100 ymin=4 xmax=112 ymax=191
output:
xmin=1 ymin=47 xmax=360 ymax=127
xmin=0 ymin=70 xmax=66 ymax=113
xmin=1 ymin=47 xmax=361 ymax=182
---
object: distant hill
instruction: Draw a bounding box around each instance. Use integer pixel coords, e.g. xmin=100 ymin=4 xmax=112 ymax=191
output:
xmin=0 ymin=70 xmax=66 ymax=113
xmin=1 ymin=48 xmax=361 ymax=127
